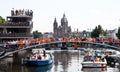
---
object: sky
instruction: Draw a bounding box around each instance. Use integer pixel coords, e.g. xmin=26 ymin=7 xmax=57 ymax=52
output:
xmin=1 ymin=0 xmax=120 ymax=33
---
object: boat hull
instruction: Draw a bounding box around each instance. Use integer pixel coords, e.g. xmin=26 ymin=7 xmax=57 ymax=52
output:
xmin=27 ymin=58 xmax=53 ymax=66
xmin=81 ymin=62 xmax=107 ymax=68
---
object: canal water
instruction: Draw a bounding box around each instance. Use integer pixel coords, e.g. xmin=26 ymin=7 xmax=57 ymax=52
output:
xmin=0 ymin=49 xmax=120 ymax=72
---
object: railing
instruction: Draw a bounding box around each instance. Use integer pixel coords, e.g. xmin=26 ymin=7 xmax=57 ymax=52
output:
xmin=1 ymin=41 xmax=120 ymax=59
xmin=0 ymin=33 xmax=33 ymax=37
xmin=0 ymin=22 xmax=33 ymax=28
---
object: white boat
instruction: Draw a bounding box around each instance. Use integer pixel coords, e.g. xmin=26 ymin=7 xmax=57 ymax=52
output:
xmin=104 ymin=49 xmax=120 ymax=65
xmin=81 ymin=55 xmax=107 ymax=68
xmin=104 ymin=49 xmax=120 ymax=57
xmin=24 ymin=49 xmax=53 ymax=66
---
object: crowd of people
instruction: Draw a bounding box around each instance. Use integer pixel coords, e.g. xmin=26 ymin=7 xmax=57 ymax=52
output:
xmin=11 ymin=8 xmax=33 ymax=16
xmin=30 ymin=49 xmax=46 ymax=60
xmin=1 ymin=36 xmax=120 ymax=49
xmin=85 ymin=50 xmax=105 ymax=62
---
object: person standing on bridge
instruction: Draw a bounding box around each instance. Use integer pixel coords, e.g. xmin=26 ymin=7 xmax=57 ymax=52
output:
xmin=24 ymin=38 xmax=28 ymax=48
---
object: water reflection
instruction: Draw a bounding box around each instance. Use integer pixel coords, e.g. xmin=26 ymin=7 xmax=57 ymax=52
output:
xmin=53 ymin=50 xmax=81 ymax=72
xmin=0 ymin=50 xmax=120 ymax=72
xmin=26 ymin=64 xmax=53 ymax=72
xmin=53 ymin=50 xmax=70 ymax=71
xmin=0 ymin=60 xmax=8 ymax=72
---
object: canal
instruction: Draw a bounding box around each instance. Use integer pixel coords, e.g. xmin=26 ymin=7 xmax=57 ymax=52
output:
xmin=0 ymin=49 xmax=120 ymax=72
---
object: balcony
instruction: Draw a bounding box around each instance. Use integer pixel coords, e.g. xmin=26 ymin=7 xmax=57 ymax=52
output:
xmin=0 ymin=33 xmax=33 ymax=38
xmin=0 ymin=22 xmax=33 ymax=28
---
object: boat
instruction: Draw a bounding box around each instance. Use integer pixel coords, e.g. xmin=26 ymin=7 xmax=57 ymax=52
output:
xmin=104 ymin=49 xmax=120 ymax=57
xmin=24 ymin=49 xmax=53 ymax=66
xmin=104 ymin=49 xmax=120 ymax=66
xmin=81 ymin=50 xmax=107 ymax=68
xmin=81 ymin=55 xmax=107 ymax=68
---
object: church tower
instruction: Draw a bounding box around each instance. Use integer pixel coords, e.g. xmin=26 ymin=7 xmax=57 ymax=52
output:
xmin=53 ymin=17 xmax=58 ymax=38
xmin=53 ymin=13 xmax=71 ymax=38
xmin=61 ymin=13 xmax=68 ymax=27
xmin=61 ymin=13 xmax=69 ymax=36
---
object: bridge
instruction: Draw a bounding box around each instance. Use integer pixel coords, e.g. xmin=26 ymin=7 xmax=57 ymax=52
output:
xmin=0 ymin=41 xmax=120 ymax=59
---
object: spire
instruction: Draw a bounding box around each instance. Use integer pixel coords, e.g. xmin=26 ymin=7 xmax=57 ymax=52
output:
xmin=61 ymin=13 xmax=68 ymax=24
xmin=54 ymin=17 xmax=57 ymax=23
xmin=63 ymin=13 xmax=66 ymax=18
xmin=53 ymin=17 xmax=58 ymax=28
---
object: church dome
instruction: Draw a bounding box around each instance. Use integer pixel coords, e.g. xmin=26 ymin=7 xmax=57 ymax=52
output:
xmin=61 ymin=13 xmax=68 ymax=23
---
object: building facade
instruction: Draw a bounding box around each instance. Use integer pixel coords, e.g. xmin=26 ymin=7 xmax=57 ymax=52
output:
xmin=0 ymin=9 xmax=33 ymax=42
xmin=106 ymin=29 xmax=118 ymax=39
xmin=70 ymin=30 xmax=91 ymax=38
xmin=42 ymin=32 xmax=53 ymax=38
xmin=53 ymin=14 xmax=71 ymax=38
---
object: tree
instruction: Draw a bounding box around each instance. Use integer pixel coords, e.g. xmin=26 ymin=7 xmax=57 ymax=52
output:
xmin=91 ymin=26 xmax=99 ymax=38
xmin=33 ymin=30 xmax=42 ymax=38
xmin=116 ymin=27 xmax=120 ymax=39
xmin=71 ymin=34 xmax=76 ymax=38
xmin=0 ymin=16 xmax=5 ymax=23
xmin=98 ymin=25 xmax=102 ymax=34
xmin=91 ymin=25 xmax=104 ymax=38
xmin=103 ymin=30 xmax=107 ymax=36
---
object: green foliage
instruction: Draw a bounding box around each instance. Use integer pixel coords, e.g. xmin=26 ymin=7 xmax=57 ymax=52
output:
xmin=116 ymin=27 xmax=120 ymax=39
xmin=103 ymin=30 xmax=107 ymax=36
xmin=98 ymin=25 xmax=102 ymax=34
xmin=91 ymin=25 xmax=104 ymax=38
xmin=91 ymin=26 xmax=99 ymax=38
xmin=0 ymin=16 xmax=5 ymax=23
xmin=33 ymin=30 xmax=41 ymax=38
xmin=71 ymin=34 xmax=76 ymax=38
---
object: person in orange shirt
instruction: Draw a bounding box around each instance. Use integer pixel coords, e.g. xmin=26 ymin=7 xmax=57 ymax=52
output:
xmin=95 ymin=57 xmax=99 ymax=62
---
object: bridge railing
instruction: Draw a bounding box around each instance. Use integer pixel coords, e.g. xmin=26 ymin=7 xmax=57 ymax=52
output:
xmin=1 ymin=41 xmax=120 ymax=59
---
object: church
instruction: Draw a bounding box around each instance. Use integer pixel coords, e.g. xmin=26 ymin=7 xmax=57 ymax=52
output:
xmin=53 ymin=13 xmax=71 ymax=38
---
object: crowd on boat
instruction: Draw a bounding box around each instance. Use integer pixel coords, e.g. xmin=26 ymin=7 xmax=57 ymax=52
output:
xmin=81 ymin=49 xmax=108 ymax=68
xmin=29 ymin=49 xmax=46 ymax=60
xmin=84 ymin=50 xmax=106 ymax=62
xmin=23 ymin=49 xmax=53 ymax=66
